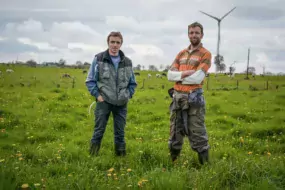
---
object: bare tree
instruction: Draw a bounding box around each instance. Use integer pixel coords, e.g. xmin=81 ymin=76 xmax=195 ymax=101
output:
xmin=229 ymin=66 xmax=236 ymax=75
xmin=218 ymin=63 xmax=226 ymax=73
xmin=26 ymin=59 xmax=37 ymax=67
xmin=58 ymin=59 xmax=66 ymax=67
xmin=148 ymin=65 xmax=158 ymax=71
xmin=134 ymin=64 xmax=141 ymax=71
xmin=163 ymin=65 xmax=170 ymax=72
xmin=244 ymin=67 xmax=256 ymax=75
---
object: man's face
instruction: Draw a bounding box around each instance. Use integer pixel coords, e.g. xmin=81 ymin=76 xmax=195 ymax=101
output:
xmin=188 ymin=26 xmax=203 ymax=46
xmin=108 ymin=36 xmax=122 ymax=55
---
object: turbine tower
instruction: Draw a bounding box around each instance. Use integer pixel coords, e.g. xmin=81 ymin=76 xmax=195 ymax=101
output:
xmin=200 ymin=7 xmax=236 ymax=71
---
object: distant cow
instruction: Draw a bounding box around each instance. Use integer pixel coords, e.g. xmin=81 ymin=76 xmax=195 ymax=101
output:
xmin=147 ymin=74 xmax=152 ymax=79
xmin=83 ymin=70 xmax=87 ymax=74
xmin=62 ymin=73 xmax=71 ymax=78
xmin=6 ymin=69 xmax=14 ymax=73
xmin=156 ymin=74 xmax=162 ymax=78
xmin=134 ymin=72 xmax=140 ymax=76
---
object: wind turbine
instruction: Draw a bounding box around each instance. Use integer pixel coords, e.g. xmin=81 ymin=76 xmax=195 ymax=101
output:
xmin=200 ymin=7 xmax=236 ymax=71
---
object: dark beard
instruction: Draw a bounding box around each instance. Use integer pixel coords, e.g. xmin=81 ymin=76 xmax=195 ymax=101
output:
xmin=190 ymin=39 xmax=200 ymax=46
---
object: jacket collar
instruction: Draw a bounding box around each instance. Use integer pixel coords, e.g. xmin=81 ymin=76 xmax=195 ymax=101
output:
xmin=102 ymin=49 xmax=125 ymax=62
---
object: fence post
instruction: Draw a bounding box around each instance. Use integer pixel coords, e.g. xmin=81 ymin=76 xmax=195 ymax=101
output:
xmin=141 ymin=79 xmax=145 ymax=89
xmin=207 ymin=74 xmax=210 ymax=90
xmin=236 ymin=80 xmax=239 ymax=90
xmin=72 ymin=77 xmax=75 ymax=88
xmin=266 ymin=80 xmax=269 ymax=90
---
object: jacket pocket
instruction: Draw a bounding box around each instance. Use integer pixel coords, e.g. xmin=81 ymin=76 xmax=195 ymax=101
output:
xmin=102 ymin=66 xmax=110 ymax=79
xmin=118 ymin=88 xmax=130 ymax=100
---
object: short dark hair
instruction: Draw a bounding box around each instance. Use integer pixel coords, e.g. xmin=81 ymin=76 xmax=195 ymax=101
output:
xmin=188 ymin=22 xmax=204 ymax=35
xmin=107 ymin=31 xmax=123 ymax=44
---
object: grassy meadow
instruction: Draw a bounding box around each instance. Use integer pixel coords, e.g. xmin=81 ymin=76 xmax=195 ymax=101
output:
xmin=0 ymin=65 xmax=285 ymax=190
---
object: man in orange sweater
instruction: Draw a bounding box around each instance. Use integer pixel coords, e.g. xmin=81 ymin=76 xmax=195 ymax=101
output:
xmin=167 ymin=22 xmax=211 ymax=164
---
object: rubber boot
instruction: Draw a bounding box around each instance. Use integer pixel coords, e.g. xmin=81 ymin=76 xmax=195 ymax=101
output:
xmin=170 ymin=149 xmax=181 ymax=162
xmin=115 ymin=144 xmax=126 ymax=156
xmin=90 ymin=143 xmax=101 ymax=156
xmin=198 ymin=149 xmax=209 ymax=165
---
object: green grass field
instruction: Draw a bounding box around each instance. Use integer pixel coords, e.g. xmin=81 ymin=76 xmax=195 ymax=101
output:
xmin=0 ymin=65 xmax=285 ymax=190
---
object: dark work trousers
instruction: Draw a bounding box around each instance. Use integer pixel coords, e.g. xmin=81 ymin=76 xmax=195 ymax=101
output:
xmin=91 ymin=101 xmax=127 ymax=149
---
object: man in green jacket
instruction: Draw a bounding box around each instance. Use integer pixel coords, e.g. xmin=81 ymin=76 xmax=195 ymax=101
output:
xmin=86 ymin=31 xmax=137 ymax=156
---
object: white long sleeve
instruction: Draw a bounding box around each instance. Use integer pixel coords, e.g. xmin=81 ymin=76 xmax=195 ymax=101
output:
xmin=167 ymin=70 xmax=182 ymax=82
xmin=182 ymin=70 xmax=205 ymax=84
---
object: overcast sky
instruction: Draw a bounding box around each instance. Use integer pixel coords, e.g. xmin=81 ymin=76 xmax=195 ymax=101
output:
xmin=0 ymin=0 xmax=284 ymax=73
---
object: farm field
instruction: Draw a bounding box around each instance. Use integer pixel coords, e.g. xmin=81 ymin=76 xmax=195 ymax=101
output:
xmin=0 ymin=65 xmax=285 ymax=190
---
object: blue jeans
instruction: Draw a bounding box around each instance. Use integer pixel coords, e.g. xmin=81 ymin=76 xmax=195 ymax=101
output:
xmin=91 ymin=101 xmax=127 ymax=148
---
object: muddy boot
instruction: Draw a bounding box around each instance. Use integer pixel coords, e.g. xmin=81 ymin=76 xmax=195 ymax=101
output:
xmin=198 ymin=149 xmax=209 ymax=165
xmin=115 ymin=144 xmax=126 ymax=156
xmin=90 ymin=143 xmax=101 ymax=156
xmin=170 ymin=149 xmax=181 ymax=162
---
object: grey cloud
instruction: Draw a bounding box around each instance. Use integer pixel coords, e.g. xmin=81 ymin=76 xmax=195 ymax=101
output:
xmin=263 ymin=50 xmax=285 ymax=61
xmin=0 ymin=39 xmax=39 ymax=53
xmin=234 ymin=6 xmax=284 ymax=20
xmin=70 ymin=48 xmax=83 ymax=53
xmin=0 ymin=0 xmax=284 ymax=73
xmin=122 ymin=46 xmax=136 ymax=54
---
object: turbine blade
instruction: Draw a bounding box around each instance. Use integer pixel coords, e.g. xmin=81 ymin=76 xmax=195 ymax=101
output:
xmin=199 ymin=11 xmax=220 ymax=21
xmin=221 ymin=7 xmax=236 ymax=20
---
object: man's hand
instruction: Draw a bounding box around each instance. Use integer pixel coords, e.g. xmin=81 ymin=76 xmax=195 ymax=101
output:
xmin=181 ymin=70 xmax=195 ymax=79
xmin=97 ymin=95 xmax=104 ymax=102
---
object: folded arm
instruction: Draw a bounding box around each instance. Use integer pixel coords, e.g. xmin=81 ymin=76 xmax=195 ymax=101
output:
xmin=167 ymin=69 xmax=205 ymax=84
xmin=168 ymin=51 xmax=211 ymax=85
xmin=181 ymin=70 xmax=206 ymax=84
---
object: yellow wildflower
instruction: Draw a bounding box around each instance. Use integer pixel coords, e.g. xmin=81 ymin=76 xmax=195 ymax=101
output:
xmin=108 ymin=168 xmax=115 ymax=173
xmin=127 ymin=168 xmax=132 ymax=172
xmin=21 ymin=184 xmax=29 ymax=189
